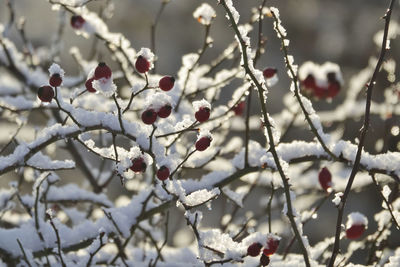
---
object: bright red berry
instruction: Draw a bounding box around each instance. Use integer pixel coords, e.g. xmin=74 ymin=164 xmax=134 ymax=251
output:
xmin=346 ymin=224 xmax=366 ymax=239
xmin=233 ymin=101 xmax=245 ymax=116
xmin=49 ymin=73 xmax=62 ymax=87
xmin=195 ymin=136 xmax=211 ymax=151
xmin=135 ymin=56 xmax=150 ymax=73
xmin=318 ymin=167 xmax=332 ymax=192
xmin=195 ymin=107 xmax=210 ymax=122
xmin=85 ymin=77 xmax=96 ymax=93
xmin=157 ymin=105 xmax=172 ymax=118
xmin=263 ymin=67 xmax=277 ymax=79
xmin=130 ymin=157 xmax=146 ymax=173
xmin=38 ymin=86 xmax=54 ymax=102
xmin=159 ymin=76 xmax=175 ymax=91
xmin=142 ymin=109 xmax=157 ymax=125
xmin=247 ymin=242 xmax=262 ymax=257
xmin=71 ymin=15 xmax=85 ymax=29
xmin=263 ymin=237 xmax=279 ymax=256
xmin=157 ymin=166 xmax=170 ymax=181
xmin=260 ymin=254 xmax=270 ymax=266
xmin=94 ymin=62 xmax=112 ymax=80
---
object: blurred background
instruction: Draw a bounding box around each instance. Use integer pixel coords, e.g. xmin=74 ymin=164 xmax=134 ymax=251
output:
xmin=0 ymin=0 xmax=399 ymax=264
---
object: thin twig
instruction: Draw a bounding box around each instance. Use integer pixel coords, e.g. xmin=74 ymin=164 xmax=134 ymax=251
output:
xmin=328 ymin=1 xmax=396 ymax=266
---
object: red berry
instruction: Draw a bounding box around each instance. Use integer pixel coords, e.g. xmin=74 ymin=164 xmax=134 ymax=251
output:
xmin=195 ymin=107 xmax=210 ymax=122
xmin=263 ymin=237 xmax=279 ymax=256
xmin=130 ymin=157 xmax=146 ymax=173
xmin=302 ymin=74 xmax=316 ymax=89
xmin=233 ymin=101 xmax=245 ymax=116
xmin=157 ymin=166 xmax=170 ymax=181
xmin=247 ymin=242 xmax=262 ymax=257
xmin=313 ymin=85 xmax=326 ymax=98
xmin=263 ymin=67 xmax=277 ymax=79
xmin=195 ymin=136 xmax=211 ymax=151
xmin=346 ymin=224 xmax=366 ymax=239
xmin=85 ymin=77 xmax=96 ymax=93
xmin=327 ymin=81 xmax=340 ymax=98
xmin=49 ymin=73 xmax=62 ymax=87
xmin=318 ymin=167 xmax=332 ymax=192
xmin=142 ymin=109 xmax=157 ymax=125
xmin=260 ymin=254 xmax=270 ymax=266
xmin=157 ymin=105 xmax=172 ymax=118
xmin=94 ymin=62 xmax=112 ymax=80
xmin=38 ymin=86 xmax=54 ymax=102
xmin=159 ymin=76 xmax=175 ymax=91
xmin=135 ymin=56 xmax=150 ymax=73
xmin=71 ymin=15 xmax=85 ymax=29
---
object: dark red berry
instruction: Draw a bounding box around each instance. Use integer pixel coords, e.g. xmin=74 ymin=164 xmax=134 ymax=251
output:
xmin=135 ymin=56 xmax=150 ymax=73
xmin=195 ymin=107 xmax=210 ymax=122
xmin=49 ymin=73 xmax=62 ymax=87
xmin=71 ymin=15 xmax=85 ymax=29
xmin=313 ymin=85 xmax=326 ymax=99
xmin=327 ymin=81 xmax=340 ymax=98
xmin=346 ymin=224 xmax=365 ymax=239
xmin=94 ymin=62 xmax=112 ymax=80
xmin=159 ymin=76 xmax=175 ymax=91
xmin=327 ymin=72 xmax=337 ymax=83
xmin=157 ymin=166 xmax=170 ymax=181
xmin=263 ymin=67 xmax=277 ymax=79
xmin=38 ymin=86 xmax=54 ymax=102
xmin=318 ymin=167 xmax=332 ymax=192
xmin=247 ymin=242 xmax=262 ymax=257
xmin=141 ymin=109 xmax=157 ymax=125
xmin=263 ymin=237 xmax=279 ymax=256
xmin=85 ymin=77 xmax=96 ymax=93
xmin=302 ymin=74 xmax=316 ymax=89
xmin=195 ymin=136 xmax=211 ymax=151
xmin=130 ymin=157 xmax=146 ymax=173
xmin=233 ymin=101 xmax=245 ymax=116
xmin=260 ymin=254 xmax=270 ymax=266
xmin=157 ymin=105 xmax=172 ymax=118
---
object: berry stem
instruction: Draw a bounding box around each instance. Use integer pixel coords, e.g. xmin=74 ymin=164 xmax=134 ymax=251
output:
xmin=123 ymin=73 xmax=149 ymax=113
xmin=113 ymin=94 xmax=125 ymax=133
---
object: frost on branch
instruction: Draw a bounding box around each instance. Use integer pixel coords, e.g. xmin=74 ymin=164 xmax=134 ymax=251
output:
xmin=0 ymin=0 xmax=399 ymax=266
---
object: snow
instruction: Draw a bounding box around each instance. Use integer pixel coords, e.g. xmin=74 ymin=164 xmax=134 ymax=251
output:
xmin=193 ymin=99 xmax=211 ymax=111
xmin=193 ymin=3 xmax=216 ymax=25
xmin=92 ymin=76 xmax=117 ymax=97
xmin=332 ymin=192 xmax=343 ymax=206
xmin=346 ymin=212 xmax=368 ymax=228
xmin=48 ymin=63 xmax=65 ymax=78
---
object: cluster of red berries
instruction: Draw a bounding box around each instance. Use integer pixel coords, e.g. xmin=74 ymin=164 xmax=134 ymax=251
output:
xmin=301 ymin=72 xmax=341 ymax=99
xmin=142 ymin=103 xmax=172 ymax=125
xmin=247 ymin=236 xmax=280 ymax=266
xmin=85 ymin=62 xmax=113 ymax=93
xmin=38 ymin=71 xmax=64 ymax=103
xmin=318 ymin=167 xmax=332 ymax=192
